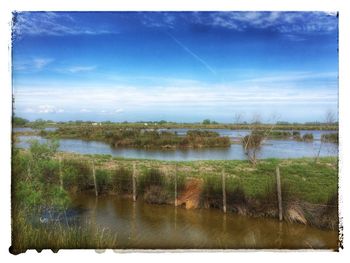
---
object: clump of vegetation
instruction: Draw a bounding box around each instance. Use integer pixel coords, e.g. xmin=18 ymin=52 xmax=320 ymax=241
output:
xmin=111 ymin=167 xmax=133 ymax=194
xmin=292 ymin=131 xmax=301 ymax=140
xmin=50 ymin=126 xmax=231 ymax=148
xmin=302 ymin=133 xmax=314 ymax=142
xmin=13 ymin=116 xmax=29 ymax=126
xmin=321 ymin=133 xmax=338 ymax=144
xmin=201 ymin=175 xmax=222 ymax=209
xmin=11 ymin=210 xmax=118 ymax=253
xmin=62 ymin=160 xmax=93 ymax=192
xmin=138 ymin=168 xmax=172 ymax=204
xmin=267 ymin=131 xmax=292 ymax=139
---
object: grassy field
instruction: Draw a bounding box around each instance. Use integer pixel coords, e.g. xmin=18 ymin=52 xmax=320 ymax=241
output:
xmin=64 ymin=152 xmax=338 ymax=204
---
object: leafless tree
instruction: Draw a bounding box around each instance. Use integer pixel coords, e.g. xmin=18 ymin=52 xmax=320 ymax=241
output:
xmin=242 ymin=114 xmax=278 ymax=166
xmin=315 ymin=110 xmax=337 ymax=163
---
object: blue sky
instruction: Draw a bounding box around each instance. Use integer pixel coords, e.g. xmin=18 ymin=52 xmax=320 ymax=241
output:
xmin=12 ymin=11 xmax=338 ymax=123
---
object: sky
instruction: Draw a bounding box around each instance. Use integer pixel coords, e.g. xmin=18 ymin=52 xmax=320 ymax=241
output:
xmin=12 ymin=11 xmax=338 ymax=123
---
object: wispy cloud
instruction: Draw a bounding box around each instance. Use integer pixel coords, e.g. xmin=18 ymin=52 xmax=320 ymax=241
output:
xmin=236 ymin=71 xmax=338 ymax=85
xmin=13 ymin=57 xmax=53 ymax=71
xmin=14 ymin=83 xmax=337 ymax=115
xmin=167 ymin=33 xmax=216 ymax=75
xmin=13 ymin=12 xmax=113 ymax=37
xmin=68 ymin=66 xmax=96 ymax=73
xmin=142 ymin=12 xmax=337 ymax=36
xmin=204 ymin=12 xmax=338 ymax=34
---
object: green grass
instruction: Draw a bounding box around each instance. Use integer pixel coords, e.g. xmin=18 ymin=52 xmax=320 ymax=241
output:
xmin=11 ymin=210 xmax=118 ymax=253
xmin=58 ymin=152 xmax=337 ymax=204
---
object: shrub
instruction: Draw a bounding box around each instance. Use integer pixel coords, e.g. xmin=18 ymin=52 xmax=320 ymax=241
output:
xmin=321 ymin=133 xmax=338 ymax=144
xmin=62 ymin=160 xmax=92 ymax=191
xmin=143 ymin=185 xmax=170 ymax=204
xmin=138 ymin=168 xmax=165 ymax=194
xmin=95 ymin=170 xmax=111 ymax=194
xmin=111 ymin=167 xmax=133 ymax=194
xmin=302 ymin=133 xmax=314 ymax=141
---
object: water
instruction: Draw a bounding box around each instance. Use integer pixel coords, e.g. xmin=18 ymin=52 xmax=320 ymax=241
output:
xmin=16 ymin=132 xmax=338 ymax=161
xmin=70 ymin=193 xmax=338 ymax=249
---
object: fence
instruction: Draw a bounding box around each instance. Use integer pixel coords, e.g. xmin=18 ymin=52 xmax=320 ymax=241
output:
xmin=51 ymin=155 xmax=338 ymax=223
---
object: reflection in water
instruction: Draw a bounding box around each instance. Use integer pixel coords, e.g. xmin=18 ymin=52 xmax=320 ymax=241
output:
xmin=71 ymin=194 xmax=338 ymax=249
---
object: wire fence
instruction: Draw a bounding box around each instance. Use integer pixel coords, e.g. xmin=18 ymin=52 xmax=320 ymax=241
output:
xmin=50 ymin=155 xmax=338 ymax=220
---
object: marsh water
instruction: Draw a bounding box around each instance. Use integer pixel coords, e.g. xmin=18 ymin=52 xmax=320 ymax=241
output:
xmin=15 ymin=128 xmax=338 ymax=161
xmin=69 ymin=193 xmax=338 ymax=249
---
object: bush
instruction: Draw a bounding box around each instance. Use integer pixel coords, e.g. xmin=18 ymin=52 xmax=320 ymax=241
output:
xmin=302 ymin=133 xmax=314 ymax=141
xmin=143 ymin=185 xmax=169 ymax=204
xmin=242 ymin=134 xmax=264 ymax=149
xmin=95 ymin=170 xmax=111 ymax=194
xmin=138 ymin=168 xmax=165 ymax=194
xmin=62 ymin=160 xmax=92 ymax=191
xmin=111 ymin=167 xmax=133 ymax=194
xmin=321 ymin=133 xmax=338 ymax=144
xmin=29 ymin=139 xmax=59 ymax=162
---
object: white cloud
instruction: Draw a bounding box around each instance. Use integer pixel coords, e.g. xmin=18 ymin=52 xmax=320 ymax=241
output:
xmin=13 ymin=77 xmax=337 ymax=117
xmin=33 ymin=58 xmax=54 ymax=69
xmin=209 ymin=12 xmax=338 ymax=33
xmin=31 ymin=105 xmax=65 ymax=114
xmin=14 ymin=57 xmax=53 ymax=71
xmin=68 ymin=66 xmax=96 ymax=73
xmin=13 ymin=12 xmax=114 ymax=37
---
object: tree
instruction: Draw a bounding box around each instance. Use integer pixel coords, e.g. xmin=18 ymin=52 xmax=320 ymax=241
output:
xmin=315 ymin=110 xmax=337 ymax=163
xmin=13 ymin=116 xmax=29 ymax=126
xmin=202 ymin=119 xmax=211 ymax=125
xmin=241 ymin=114 xmax=277 ymax=166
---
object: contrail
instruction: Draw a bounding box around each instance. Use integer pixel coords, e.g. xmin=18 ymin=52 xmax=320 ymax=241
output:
xmin=166 ymin=33 xmax=216 ymax=75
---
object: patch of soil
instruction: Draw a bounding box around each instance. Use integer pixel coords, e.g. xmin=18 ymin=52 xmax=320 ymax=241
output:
xmin=176 ymin=178 xmax=204 ymax=209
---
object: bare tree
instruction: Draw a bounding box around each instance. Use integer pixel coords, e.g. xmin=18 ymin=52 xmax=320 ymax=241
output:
xmin=242 ymin=114 xmax=278 ymax=166
xmin=315 ymin=110 xmax=337 ymax=163
xmin=234 ymin=113 xmax=244 ymax=125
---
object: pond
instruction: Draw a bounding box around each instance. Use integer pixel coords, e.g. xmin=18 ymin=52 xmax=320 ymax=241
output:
xmin=16 ymin=131 xmax=338 ymax=161
xmin=67 ymin=193 xmax=338 ymax=249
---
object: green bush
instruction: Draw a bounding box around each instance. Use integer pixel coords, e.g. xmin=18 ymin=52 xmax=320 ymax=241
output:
xmin=95 ymin=170 xmax=111 ymax=194
xmin=321 ymin=133 xmax=338 ymax=144
xmin=302 ymin=133 xmax=314 ymax=141
xmin=62 ymin=160 xmax=92 ymax=191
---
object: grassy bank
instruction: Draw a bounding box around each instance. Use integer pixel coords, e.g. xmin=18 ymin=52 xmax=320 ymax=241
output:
xmin=11 ymin=141 xmax=338 ymax=251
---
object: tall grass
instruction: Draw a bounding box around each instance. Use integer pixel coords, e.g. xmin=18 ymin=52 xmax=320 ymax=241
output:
xmin=11 ymin=209 xmax=118 ymax=254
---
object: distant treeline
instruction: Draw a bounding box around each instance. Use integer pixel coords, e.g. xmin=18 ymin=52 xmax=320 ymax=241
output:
xmin=16 ymin=120 xmax=338 ymax=131
xmin=13 ymin=116 xmax=338 ymax=130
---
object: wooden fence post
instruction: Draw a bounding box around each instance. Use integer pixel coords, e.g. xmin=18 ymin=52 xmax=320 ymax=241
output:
xmin=174 ymin=164 xmax=178 ymax=206
xmin=222 ymin=169 xmax=227 ymax=213
xmin=276 ymin=166 xmax=283 ymax=221
xmin=92 ymin=160 xmax=98 ymax=197
xmin=59 ymin=156 xmax=63 ymax=190
xmin=132 ymin=162 xmax=137 ymax=201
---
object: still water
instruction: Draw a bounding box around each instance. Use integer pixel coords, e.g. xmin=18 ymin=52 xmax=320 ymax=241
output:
xmin=70 ymin=194 xmax=338 ymax=249
xmin=16 ymin=131 xmax=338 ymax=161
